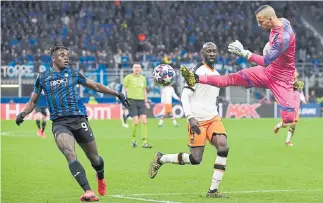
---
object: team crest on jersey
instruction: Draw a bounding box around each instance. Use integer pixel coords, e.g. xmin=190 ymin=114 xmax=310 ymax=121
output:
xmin=64 ymin=73 xmax=69 ymax=77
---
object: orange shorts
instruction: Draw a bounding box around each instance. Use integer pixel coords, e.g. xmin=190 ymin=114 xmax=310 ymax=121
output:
xmin=187 ymin=116 xmax=226 ymax=147
xmin=164 ymin=104 xmax=173 ymax=115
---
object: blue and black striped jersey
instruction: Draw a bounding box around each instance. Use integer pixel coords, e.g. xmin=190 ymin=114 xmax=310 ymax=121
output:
xmin=34 ymin=67 xmax=87 ymax=120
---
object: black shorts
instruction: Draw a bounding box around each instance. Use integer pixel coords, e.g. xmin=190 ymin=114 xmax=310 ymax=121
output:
xmin=52 ymin=116 xmax=94 ymax=143
xmin=128 ymin=99 xmax=147 ymax=117
xmin=35 ymin=106 xmax=47 ymax=116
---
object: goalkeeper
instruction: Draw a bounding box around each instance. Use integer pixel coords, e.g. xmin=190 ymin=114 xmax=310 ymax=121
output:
xmin=181 ymin=5 xmax=299 ymax=125
xmin=274 ymin=72 xmax=306 ymax=146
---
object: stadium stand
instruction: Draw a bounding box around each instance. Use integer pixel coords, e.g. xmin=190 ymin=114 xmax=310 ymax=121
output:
xmin=1 ymin=1 xmax=323 ymax=101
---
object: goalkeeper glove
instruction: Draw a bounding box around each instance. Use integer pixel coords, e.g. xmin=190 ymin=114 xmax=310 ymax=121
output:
xmin=228 ymin=40 xmax=252 ymax=59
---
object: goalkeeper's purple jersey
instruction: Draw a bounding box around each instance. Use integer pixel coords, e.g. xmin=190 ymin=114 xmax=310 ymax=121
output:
xmin=264 ymin=18 xmax=296 ymax=86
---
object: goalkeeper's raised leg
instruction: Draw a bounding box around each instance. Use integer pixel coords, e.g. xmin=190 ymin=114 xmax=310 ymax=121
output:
xmin=181 ymin=5 xmax=299 ymax=126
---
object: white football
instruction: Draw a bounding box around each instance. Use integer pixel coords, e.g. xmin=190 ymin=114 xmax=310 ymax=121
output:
xmin=153 ymin=64 xmax=176 ymax=86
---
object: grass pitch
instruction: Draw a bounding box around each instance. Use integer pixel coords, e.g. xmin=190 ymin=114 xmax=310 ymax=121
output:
xmin=1 ymin=118 xmax=322 ymax=203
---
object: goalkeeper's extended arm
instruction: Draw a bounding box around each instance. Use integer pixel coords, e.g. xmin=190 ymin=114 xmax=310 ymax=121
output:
xmin=228 ymin=40 xmax=266 ymax=66
xmin=229 ymin=32 xmax=291 ymax=67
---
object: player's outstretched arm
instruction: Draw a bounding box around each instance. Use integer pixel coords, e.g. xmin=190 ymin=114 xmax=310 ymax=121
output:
xmin=16 ymin=92 xmax=40 ymax=126
xmin=228 ymin=33 xmax=290 ymax=67
xmin=82 ymin=78 xmax=130 ymax=108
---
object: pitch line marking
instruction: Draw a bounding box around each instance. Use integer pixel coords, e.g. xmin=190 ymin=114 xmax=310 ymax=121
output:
xmin=127 ymin=189 xmax=321 ymax=196
xmin=111 ymin=194 xmax=182 ymax=203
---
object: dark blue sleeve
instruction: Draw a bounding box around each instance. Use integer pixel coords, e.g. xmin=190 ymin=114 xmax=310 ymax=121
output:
xmin=33 ymin=74 xmax=42 ymax=94
xmin=264 ymin=32 xmax=291 ymax=66
xmin=75 ymin=70 xmax=86 ymax=85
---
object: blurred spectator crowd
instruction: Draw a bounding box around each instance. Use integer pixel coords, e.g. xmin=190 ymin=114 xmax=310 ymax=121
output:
xmin=1 ymin=1 xmax=323 ymax=71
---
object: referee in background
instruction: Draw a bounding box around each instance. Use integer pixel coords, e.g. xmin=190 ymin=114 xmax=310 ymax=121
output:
xmin=122 ymin=63 xmax=152 ymax=148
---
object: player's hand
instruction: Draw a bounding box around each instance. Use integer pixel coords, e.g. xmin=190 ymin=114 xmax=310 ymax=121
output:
xmin=16 ymin=112 xmax=26 ymax=126
xmin=180 ymin=66 xmax=198 ymax=87
xmin=228 ymin=40 xmax=252 ymax=59
xmin=117 ymin=92 xmax=131 ymax=109
xmin=145 ymin=102 xmax=150 ymax=109
xmin=293 ymin=80 xmax=304 ymax=91
xmin=188 ymin=117 xmax=201 ymax=135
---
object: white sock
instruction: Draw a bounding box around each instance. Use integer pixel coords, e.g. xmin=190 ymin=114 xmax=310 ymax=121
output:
xmin=210 ymin=156 xmax=227 ymax=190
xmin=275 ymin=122 xmax=282 ymax=129
xmin=160 ymin=153 xmax=191 ymax=164
xmin=286 ymin=127 xmax=294 ymax=142
xmin=172 ymin=118 xmax=178 ymax=126
xmin=158 ymin=119 xmax=164 ymax=126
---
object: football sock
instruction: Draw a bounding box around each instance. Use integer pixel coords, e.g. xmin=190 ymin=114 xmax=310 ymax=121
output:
xmin=122 ymin=114 xmax=127 ymax=124
xmin=132 ymin=124 xmax=138 ymax=142
xmin=41 ymin=121 xmax=46 ymax=132
xmin=69 ymin=160 xmax=91 ymax=191
xmin=92 ymin=156 xmax=104 ymax=180
xmin=172 ymin=117 xmax=178 ymax=126
xmin=286 ymin=125 xmax=295 ymax=143
xmin=142 ymin=123 xmax=148 ymax=144
xmin=208 ymin=189 xmax=218 ymax=193
xmin=160 ymin=153 xmax=191 ymax=165
xmin=126 ymin=114 xmax=131 ymax=120
xmin=36 ymin=120 xmax=41 ymax=129
xmin=275 ymin=122 xmax=282 ymax=129
xmin=158 ymin=118 xmax=164 ymax=126
xmin=210 ymin=155 xmax=227 ymax=191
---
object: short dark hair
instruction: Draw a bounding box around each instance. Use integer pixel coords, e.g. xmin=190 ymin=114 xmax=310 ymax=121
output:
xmin=255 ymin=5 xmax=271 ymax=15
xmin=201 ymin=42 xmax=217 ymax=54
xmin=49 ymin=44 xmax=70 ymax=56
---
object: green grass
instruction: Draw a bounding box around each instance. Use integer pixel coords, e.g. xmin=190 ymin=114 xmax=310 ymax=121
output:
xmin=1 ymin=118 xmax=322 ymax=203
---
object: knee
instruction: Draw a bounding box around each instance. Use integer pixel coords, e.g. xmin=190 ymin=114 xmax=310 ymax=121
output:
xmin=140 ymin=117 xmax=147 ymax=124
xmin=62 ymin=149 xmax=77 ymax=162
xmin=89 ymin=155 xmax=100 ymax=166
xmin=92 ymin=156 xmax=104 ymax=169
xmin=189 ymin=154 xmax=202 ymax=165
xmin=217 ymin=147 xmax=229 ymax=157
